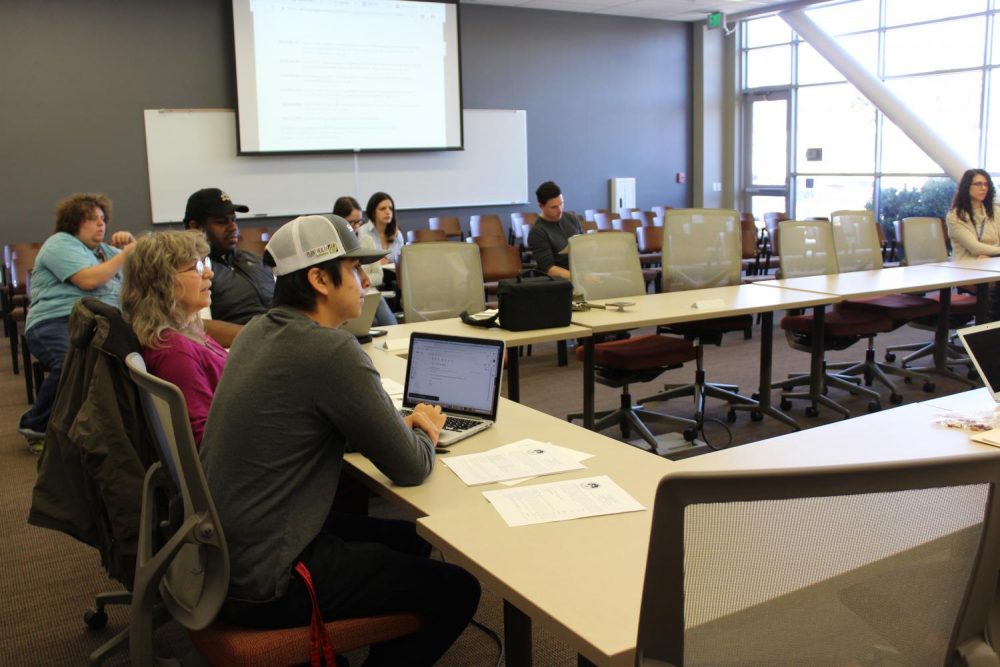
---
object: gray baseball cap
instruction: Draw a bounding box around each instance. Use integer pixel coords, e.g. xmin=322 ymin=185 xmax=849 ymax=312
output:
xmin=265 ymin=214 xmax=387 ymax=277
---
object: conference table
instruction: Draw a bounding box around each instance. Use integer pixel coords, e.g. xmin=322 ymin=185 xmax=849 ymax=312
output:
xmin=371 ymin=317 xmax=590 ymax=402
xmin=349 ymin=343 xmax=1000 ymax=667
xmin=754 ymin=263 xmax=1000 ymax=388
xmin=568 ymin=283 xmax=840 ymax=434
xmin=416 ymin=393 xmax=1000 ymax=667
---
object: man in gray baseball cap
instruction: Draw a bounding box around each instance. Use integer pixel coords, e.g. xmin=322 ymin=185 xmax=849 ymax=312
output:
xmin=200 ymin=214 xmax=480 ymax=664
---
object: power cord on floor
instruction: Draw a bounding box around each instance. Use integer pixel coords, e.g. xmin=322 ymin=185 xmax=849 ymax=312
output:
xmin=437 ymin=552 xmax=505 ymax=667
xmin=698 ymin=417 xmax=733 ymax=451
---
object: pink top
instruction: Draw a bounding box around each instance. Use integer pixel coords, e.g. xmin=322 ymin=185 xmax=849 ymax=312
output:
xmin=143 ymin=329 xmax=227 ymax=448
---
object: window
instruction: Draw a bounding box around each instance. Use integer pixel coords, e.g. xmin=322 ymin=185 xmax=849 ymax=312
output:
xmin=745 ymin=45 xmax=792 ymax=88
xmin=797 ymin=84 xmax=876 ymax=173
xmin=883 ymin=17 xmax=987 ymax=76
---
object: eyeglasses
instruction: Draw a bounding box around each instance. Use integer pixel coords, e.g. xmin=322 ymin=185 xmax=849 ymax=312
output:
xmin=972 ymin=181 xmax=990 ymax=188
xmin=181 ymin=257 xmax=212 ymax=274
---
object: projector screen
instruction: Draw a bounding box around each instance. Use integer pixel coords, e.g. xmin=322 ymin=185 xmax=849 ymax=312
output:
xmin=232 ymin=0 xmax=462 ymax=154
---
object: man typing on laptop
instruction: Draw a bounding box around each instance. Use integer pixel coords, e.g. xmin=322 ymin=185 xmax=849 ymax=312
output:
xmin=200 ymin=214 xmax=480 ymax=666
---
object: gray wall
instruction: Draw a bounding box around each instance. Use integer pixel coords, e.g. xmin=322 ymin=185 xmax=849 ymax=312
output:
xmin=0 ymin=1 xmax=690 ymax=242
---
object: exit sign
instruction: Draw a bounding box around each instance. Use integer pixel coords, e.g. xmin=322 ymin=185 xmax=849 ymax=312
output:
xmin=707 ymin=12 xmax=724 ymax=29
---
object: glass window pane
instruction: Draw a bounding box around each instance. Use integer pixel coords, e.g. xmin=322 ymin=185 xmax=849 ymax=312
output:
xmin=746 ymin=45 xmax=792 ymax=88
xmin=745 ymin=15 xmax=792 ymax=48
xmin=881 ymin=71 xmax=982 ymax=173
xmin=804 ymin=0 xmax=879 ymax=36
xmin=798 ymin=32 xmax=878 ymax=85
xmin=751 ymin=196 xmax=787 ymax=224
xmin=988 ymin=70 xmax=1000 ymax=171
xmin=794 ymin=176 xmax=874 ymax=220
xmin=751 ymin=98 xmax=787 ymax=185
xmin=796 ymin=84 xmax=876 ymax=174
xmin=884 ymin=17 xmax=987 ymax=76
xmin=878 ymin=176 xmax=956 ymax=225
xmin=885 ymin=0 xmax=987 ymax=27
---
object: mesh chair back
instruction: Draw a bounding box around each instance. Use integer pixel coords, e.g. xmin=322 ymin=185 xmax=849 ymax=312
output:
xmin=661 ymin=208 xmax=742 ymax=292
xmin=124 ymin=353 xmax=229 ymax=665
xmin=831 ymin=210 xmax=883 ymax=272
xmin=637 ymin=454 xmax=1000 ymax=667
xmin=900 ymin=216 xmax=949 ymax=265
xmin=400 ymin=242 xmax=485 ymax=321
xmin=777 ymin=220 xmax=839 ymax=278
xmin=568 ymin=231 xmax=646 ymax=300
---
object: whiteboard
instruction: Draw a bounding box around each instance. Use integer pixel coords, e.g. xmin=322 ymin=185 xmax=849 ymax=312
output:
xmin=143 ymin=108 xmax=528 ymax=223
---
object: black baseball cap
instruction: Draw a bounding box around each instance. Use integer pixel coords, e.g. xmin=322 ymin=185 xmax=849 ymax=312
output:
xmin=184 ymin=188 xmax=249 ymax=223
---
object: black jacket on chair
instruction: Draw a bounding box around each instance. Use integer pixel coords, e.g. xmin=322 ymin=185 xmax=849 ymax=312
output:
xmin=28 ymin=298 xmax=158 ymax=587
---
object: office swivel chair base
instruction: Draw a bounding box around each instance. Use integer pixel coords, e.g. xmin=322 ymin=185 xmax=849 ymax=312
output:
xmin=569 ymin=388 xmax=699 ymax=452
xmin=773 ymin=364 xmax=881 ymax=418
xmin=828 ymin=345 xmax=934 ymax=400
xmin=638 ymin=356 xmax=757 ymax=427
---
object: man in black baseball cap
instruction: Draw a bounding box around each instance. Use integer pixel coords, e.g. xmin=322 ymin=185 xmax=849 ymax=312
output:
xmin=184 ymin=187 xmax=273 ymax=346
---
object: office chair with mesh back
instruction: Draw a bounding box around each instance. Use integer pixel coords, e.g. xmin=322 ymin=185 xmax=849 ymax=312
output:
xmin=639 ymin=209 xmax=757 ymax=426
xmin=828 ymin=210 xmax=940 ymax=399
xmin=567 ymin=232 xmax=699 ymax=448
xmin=883 ymin=216 xmax=977 ymax=379
xmin=772 ymin=220 xmax=892 ymax=417
xmin=124 ymin=353 xmax=423 ymax=666
xmin=636 ymin=453 xmax=1000 ymax=667
xmin=399 ymin=242 xmax=485 ymax=322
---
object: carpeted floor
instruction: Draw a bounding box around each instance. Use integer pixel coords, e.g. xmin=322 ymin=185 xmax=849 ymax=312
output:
xmin=0 ymin=317 xmax=976 ymax=665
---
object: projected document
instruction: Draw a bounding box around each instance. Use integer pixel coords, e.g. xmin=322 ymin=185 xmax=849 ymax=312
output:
xmin=234 ymin=0 xmax=462 ymax=153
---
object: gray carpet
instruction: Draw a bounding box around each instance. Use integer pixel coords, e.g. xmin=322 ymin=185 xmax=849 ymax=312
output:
xmin=0 ymin=318 xmax=974 ymax=665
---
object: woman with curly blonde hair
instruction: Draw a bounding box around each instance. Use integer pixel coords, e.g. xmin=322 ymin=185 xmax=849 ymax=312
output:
xmin=121 ymin=230 xmax=226 ymax=447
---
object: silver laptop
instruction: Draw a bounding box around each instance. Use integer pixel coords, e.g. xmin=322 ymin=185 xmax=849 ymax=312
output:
xmin=341 ymin=291 xmax=382 ymax=340
xmin=958 ymin=321 xmax=1000 ymax=401
xmin=400 ymin=332 xmax=505 ymax=446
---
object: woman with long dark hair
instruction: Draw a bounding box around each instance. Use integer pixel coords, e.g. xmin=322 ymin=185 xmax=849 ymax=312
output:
xmin=946 ymin=169 xmax=1000 ymax=260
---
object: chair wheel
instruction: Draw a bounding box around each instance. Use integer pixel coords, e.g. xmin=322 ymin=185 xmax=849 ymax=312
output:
xmin=903 ymin=377 xmax=912 ymax=384
xmin=890 ymin=393 xmax=903 ymax=405
xmin=805 ymin=406 xmax=819 ymax=418
xmin=868 ymin=400 xmax=882 ymax=413
xmin=682 ymin=427 xmax=698 ymax=442
xmin=923 ymin=382 xmax=935 ymax=393
xmin=884 ymin=352 xmax=896 ymax=362
xmin=726 ymin=409 xmax=737 ymax=423
xmin=780 ymin=399 xmax=792 ymax=410
xmin=750 ymin=392 xmax=760 ymax=401
xmin=969 ymin=369 xmax=979 ymax=380
xmin=750 ymin=410 xmax=764 ymax=422
xmin=84 ymin=609 xmax=108 ymax=630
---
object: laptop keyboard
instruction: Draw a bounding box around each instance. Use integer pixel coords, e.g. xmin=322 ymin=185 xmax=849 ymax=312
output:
xmin=399 ymin=408 xmax=480 ymax=432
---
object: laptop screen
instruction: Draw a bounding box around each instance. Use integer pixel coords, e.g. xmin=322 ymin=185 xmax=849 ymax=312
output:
xmin=960 ymin=324 xmax=1000 ymax=397
xmin=403 ymin=333 xmax=504 ymax=419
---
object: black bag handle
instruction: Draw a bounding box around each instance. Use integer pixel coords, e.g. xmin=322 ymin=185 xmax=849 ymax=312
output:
xmin=516 ymin=268 xmax=553 ymax=283
xmin=459 ymin=310 xmax=500 ymax=328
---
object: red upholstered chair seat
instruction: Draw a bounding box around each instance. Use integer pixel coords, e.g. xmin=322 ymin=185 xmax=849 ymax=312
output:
xmin=188 ymin=614 xmax=424 ymax=667
xmin=575 ymin=334 xmax=697 ymax=371
xmin=781 ymin=309 xmax=894 ymax=338
xmin=836 ymin=293 xmax=940 ymax=321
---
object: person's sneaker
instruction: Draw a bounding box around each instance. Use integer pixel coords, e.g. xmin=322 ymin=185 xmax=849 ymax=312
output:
xmin=26 ymin=439 xmax=44 ymax=455
xmin=17 ymin=425 xmax=46 ymax=442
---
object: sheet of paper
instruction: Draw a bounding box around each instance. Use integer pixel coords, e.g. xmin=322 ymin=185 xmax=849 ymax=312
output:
xmin=497 ymin=439 xmax=594 ymax=486
xmin=440 ymin=440 xmax=586 ymax=486
xmin=971 ymin=427 xmax=1000 ymax=448
xmin=380 ymin=378 xmax=404 ymax=400
xmin=483 ymin=475 xmax=646 ymax=527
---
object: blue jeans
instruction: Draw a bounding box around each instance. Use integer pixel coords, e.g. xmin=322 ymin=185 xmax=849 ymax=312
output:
xmin=19 ymin=316 xmax=70 ymax=434
xmin=373 ymin=295 xmax=397 ymax=327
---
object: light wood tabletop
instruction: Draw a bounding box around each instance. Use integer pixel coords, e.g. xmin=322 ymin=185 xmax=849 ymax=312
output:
xmin=753 ymin=264 xmax=1000 ymax=298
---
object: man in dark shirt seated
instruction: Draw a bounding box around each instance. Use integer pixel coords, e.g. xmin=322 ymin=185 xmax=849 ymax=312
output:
xmin=184 ymin=188 xmax=274 ymax=346
xmin=527 ymin=180 xmax=583 ymax=279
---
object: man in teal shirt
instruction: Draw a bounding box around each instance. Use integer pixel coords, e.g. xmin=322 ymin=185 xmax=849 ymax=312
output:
xmin=18 ymin=193 xmax=135 ymax=451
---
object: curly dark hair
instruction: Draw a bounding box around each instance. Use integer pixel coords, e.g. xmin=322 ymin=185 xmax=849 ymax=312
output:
xmin=54 ymin=193 xmax=112 ymax=235
xmin=950 ymin=169 xmax=995 ymax=223
xmin=365 ymin=192 xmax=397 ymax=243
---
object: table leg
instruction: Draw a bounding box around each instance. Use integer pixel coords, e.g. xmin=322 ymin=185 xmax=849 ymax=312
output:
xmin=557 ymin=340 xmax=568 ymax=366
xmin=977 ymin=283 xmax=989 ymax=324
xmin=577 ymin=655 xmax=598 ymax=666
xmin=730 ymin=310 xmax=799 ymax=430
xmin=508 ymin=345 xmax=521 ymax=402
xmin=909 ymin=287 xmax=975 ymax=386
xmin=583 ymin=338 xmax=595 ymax=430
xmin=504 ymin=599 xmax=533 ymax=667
